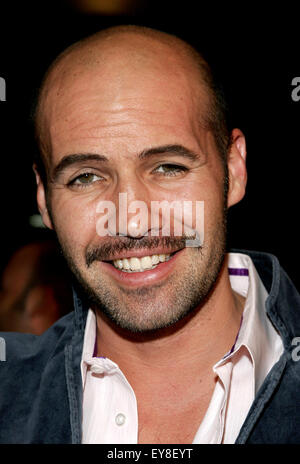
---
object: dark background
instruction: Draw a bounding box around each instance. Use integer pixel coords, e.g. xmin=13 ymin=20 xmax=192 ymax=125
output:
xmin=0 ymin=1 xmax=299 ymax=289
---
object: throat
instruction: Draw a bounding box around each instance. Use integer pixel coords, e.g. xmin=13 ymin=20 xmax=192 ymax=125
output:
xmin=136 ymin=370 xmax=217 ymax=444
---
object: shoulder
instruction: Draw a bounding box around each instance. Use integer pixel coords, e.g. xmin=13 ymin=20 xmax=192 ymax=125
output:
xmin=0 ymin=312 xmax=78 ymax=443
xmin=0 ymin=311 xmax=75 ymax=374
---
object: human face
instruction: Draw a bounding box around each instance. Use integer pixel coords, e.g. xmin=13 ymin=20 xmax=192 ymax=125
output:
xmin=37 ymin=50 xmax=229 ymax=333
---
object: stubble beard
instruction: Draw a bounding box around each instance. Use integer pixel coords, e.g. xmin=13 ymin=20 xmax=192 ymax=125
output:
xmin=55 ymin=211 xmax=228 ymax=335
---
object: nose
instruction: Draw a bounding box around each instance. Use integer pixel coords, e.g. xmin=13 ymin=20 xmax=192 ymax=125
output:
xmin=117 ymin=176 xmax=152 ymax=238
xmin=95 ymin=173 xmax=153 ymax=239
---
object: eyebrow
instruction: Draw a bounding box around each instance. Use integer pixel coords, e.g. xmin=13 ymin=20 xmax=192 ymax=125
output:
xmin=51 ymin=144 xmax=201 ymax=182
xmin=139 ymin=144 xmax=201 ymax=162
xmin=51 ymin=153 xmax=108 ymax=181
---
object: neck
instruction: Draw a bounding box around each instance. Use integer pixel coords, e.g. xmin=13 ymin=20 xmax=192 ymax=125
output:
xmin=94 ymin=255 xmax=245 ymax=377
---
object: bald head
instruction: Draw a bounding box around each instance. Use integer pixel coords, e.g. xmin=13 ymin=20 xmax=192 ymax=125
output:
xmin=34 ymin=25 xmax=230 ymax=184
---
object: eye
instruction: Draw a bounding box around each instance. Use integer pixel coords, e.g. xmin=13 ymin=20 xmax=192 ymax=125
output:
xmin=68 ymin=172 xmax=104 ymax=188
xmin=153 ymin=164 xmax=188 ymax=177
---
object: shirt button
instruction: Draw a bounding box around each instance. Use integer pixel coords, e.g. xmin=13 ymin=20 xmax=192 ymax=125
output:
xmin=115 ymin=413 xmax=126 ymax=426
xmin=90 ymin=364 xmax=105 ymax=375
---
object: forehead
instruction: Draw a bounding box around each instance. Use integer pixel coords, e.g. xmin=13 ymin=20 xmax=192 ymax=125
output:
xmin=41 ymin=35 xmax=211 ymax=162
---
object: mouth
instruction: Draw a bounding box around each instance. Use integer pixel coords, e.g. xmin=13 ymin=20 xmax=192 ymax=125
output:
xmin=99 ymin=247 xmax=185 ymax=288
xmin=110 ymin=251 xmax=175 ymax=273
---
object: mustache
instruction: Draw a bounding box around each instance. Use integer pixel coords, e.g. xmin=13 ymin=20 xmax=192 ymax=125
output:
xmin=85 ymin=235 xmax=193 ymax=267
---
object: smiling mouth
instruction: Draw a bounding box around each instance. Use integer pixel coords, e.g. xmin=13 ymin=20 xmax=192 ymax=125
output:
xmin=108 ymin=251 xmax=177 ymax=273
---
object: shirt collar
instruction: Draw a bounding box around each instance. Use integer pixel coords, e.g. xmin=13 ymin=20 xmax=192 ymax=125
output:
xmin=81 ymin=309 xmax=98 ymax=387
xmin=81 ymin=309 xmax=121 ymax=387
xmin=216 ymin=252 xmax=283 ymax=393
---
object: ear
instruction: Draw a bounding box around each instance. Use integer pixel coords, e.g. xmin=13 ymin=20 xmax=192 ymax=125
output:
xmin=227 ymin=128 xmax=247 ymax=208
xmin=33 ymin=164 xmax=53 ymax=229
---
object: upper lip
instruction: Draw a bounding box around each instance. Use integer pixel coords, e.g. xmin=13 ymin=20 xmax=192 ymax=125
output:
xmin=104 ymin=246 xmax=185 ymax=262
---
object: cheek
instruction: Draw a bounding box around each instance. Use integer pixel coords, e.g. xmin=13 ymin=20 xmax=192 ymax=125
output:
xmin=147 ymin=175 xmax=224 ymax=242
xmin=185 ymin=175 xmax=226 ymax=242
xmin=50 ymin=192 xmax=99 ymax=253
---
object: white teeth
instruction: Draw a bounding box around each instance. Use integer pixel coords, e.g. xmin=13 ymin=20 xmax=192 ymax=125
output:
xmin=129 ymin=257 xmax=141 ymax=271
xmin=122 ymin=258 xmax=130 ymax=270
xmin=151 ymin=255 xmax=159 ymax=265
xmin=113 ymin=253 xmax=171 ymax=272
xmin=140 ymin=256 xmax=152 ymax=269
xmin=115 ymin=259 xmax=123 ymax=269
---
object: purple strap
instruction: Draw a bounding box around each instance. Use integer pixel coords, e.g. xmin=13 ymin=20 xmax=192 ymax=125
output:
xmin=228 ymin=268 xmax=249 ymax=276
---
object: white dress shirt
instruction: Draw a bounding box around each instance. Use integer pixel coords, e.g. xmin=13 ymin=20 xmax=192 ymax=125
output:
xmin=81 ymin=252 xmax=284 ymax=444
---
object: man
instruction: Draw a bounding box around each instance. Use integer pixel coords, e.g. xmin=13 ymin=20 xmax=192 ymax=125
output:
xmin=0 ymin=25 xmax=299 ymax=444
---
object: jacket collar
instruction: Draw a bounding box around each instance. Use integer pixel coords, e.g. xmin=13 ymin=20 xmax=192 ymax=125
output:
xmin=72 ymin=285 xmax=90 ymax=334
xmin=232 ymin=249 xmax=300 ymax=349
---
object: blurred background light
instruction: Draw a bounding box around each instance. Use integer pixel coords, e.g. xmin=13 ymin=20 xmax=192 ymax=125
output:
xmin=68 ymin=0 xmax=143 ymax=15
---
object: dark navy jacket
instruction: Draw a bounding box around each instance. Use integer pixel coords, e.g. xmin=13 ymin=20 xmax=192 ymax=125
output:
xmin=0 ymin=250 xmax=300 ymax=444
